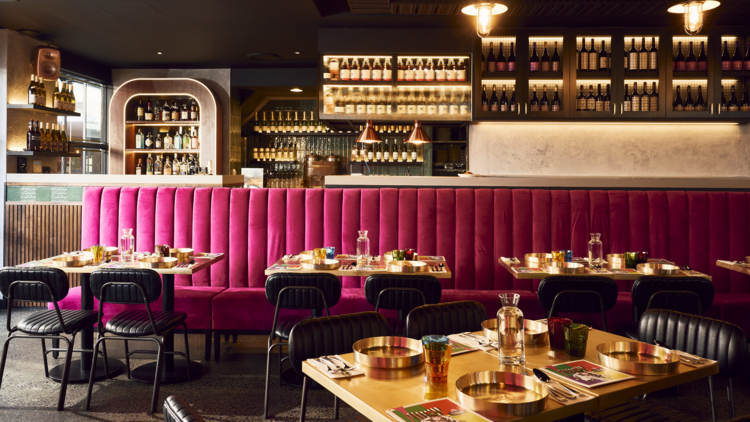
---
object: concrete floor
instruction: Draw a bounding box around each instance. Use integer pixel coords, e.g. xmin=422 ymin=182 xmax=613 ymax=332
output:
xmin=0 ymin=308 xmax=748 ymax=421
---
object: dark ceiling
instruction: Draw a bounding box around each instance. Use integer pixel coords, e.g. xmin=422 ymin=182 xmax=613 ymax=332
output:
xmin=1 ymin=0 xmax=749 ymax=71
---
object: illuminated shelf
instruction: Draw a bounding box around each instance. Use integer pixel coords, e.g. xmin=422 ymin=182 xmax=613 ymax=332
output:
xmin=321 ymin=80 xmax=392 ymax=85
xmin=397 ymin=81 xmax=471 ymax=87
xmin=125 ymin=121 xmax=200 ymax=126
xmin=7 ymin=150 xmax=80 ymax=158
xmin=672 ymin=71 xmax=707 ymax=78
xmin=125 ymin=149 xmax=200 ymax=154
xmin=578 ymin=70 xmax=613 ymax=78
xmin=7 ymin=104 xmax=81 ymax=117
xmin=624 ymin=70 xmax=658 ymax=78
xmin=482 ymin=71 xmax=516 ymax=78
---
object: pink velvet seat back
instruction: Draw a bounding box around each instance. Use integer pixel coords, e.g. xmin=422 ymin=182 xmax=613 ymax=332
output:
xmin=80 ymin=187 xmax=749 ymax=294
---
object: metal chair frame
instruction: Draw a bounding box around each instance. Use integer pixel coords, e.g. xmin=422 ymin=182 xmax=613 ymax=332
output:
xmin=374 ymin=287 xmax=428 ymax=320
xmin=548 ymin=289 xmax=609 ymax=331
xmin=645 ymin=290 xmax=703 ymax=316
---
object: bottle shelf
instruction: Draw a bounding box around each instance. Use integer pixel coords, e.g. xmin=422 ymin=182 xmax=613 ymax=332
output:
xmin=720 ymin=70 xmax=750 ymax=77
xmin=624 ymin=70 xmax=658 ymax=78
xmin=528 ymin=71 xmax=564 ymax=79
xmin=319 ymin=113 xmax=471 ymax=122
xmin=396 ymin=81 xmax=471 ymax=87
xmin=7 ymin=150 xmax=80 ymax=158
xmin=126 ymin=149 xmax=200 ymax=154
xmin=672 ymin=71 xmax=708 ymax=78
xmin=322 ymin=80 xmax=392 ymax=85
xmin=125 ymin=121 xmax=200 ymax=126
xmin=7 ymin=104 xmax=81 ymax=117
xmin=251 ymin=131 xmax=343 ymax=136
xmin=481 ymin=71 xmax=517 ymax=78
xmin=578 ymin=70 xmax=613 ymax=78
xmin=353 ymin=160 xmax=424 ymax=165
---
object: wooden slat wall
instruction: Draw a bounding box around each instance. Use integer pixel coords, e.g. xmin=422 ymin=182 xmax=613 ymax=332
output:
xmin=4 ymin=204 xmax=83 ymax=307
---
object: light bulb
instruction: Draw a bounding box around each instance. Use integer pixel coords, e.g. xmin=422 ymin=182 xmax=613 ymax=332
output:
xmin=476 ymin=3 xmax=493 ymax=38
xmin=684 ymin=2 xmax=703 ymax=35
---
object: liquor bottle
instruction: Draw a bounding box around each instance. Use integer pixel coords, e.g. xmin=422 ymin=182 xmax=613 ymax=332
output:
xmin=490 ymin=85 xmax=499 ymax=111
xmin=595 ymin=84 xmax=604 ymax=111
xmin=722 ymin=41 xmax=731 ymax=71
xmin=145 ymin=133 xmax=154 ymax=149
xmin=53 ymin=80 xmax=61 ymax=109
xmin=350 ymin=58 xmax=360 ymax=81
xmin=135 ymin=129 xmax=144 ymax=149
xmin=674 ymin=42 xmax=686 ymax=71
xmin=449 ymin=88 xmax=459 ymax=115
xmin=285 ymin=111 xmax=293 ymax=132
xmin=588 ymin=38 xmax=598 ymax=72
xmin=508 ymin=42 xmax=516 ymax=71
xmin=697 ymin=41 xmax=708 ymax=71
xmin=623 ymin=84 xmax=632 ymax=112
xmin=650 ymin=82 xmax=659 ymax=111
xmin=26 ymin=120 xmax=33 ymax=151
xmin=673 ymin=86 xmax=684 ymax=111
xmin=415 ymin=59 xmax=425 ymax=81
xmin=164 ymin=156 xmax=172 ymax=175
xmin=740 ymin=86 xmax=750 ymax=112
xmin=686 ymin=42 xmax=697 ymax=71
xmin=61 ymin=124 xmax=68 ymax=152
xmin=631 ymin=82 xmax=640 ymax=111
xmin=37 ymin=77 xmax=46 ymax=107
xmin=552 ymin=42 xmax=561 ymax=72
xmin=155 ymin=133 xmax=163 ymax=149
xmin=530 ymin=84 xmax=540 ymax=111
xmin=340 ymin=58 xmax=350 ymax=80
xmin=457 ymin=59 xmax=467 ymax=81
xmin=391 ymin=138 xmax=398 ymax=162
xmin=135 ymin=98 xmax=145 ymax=121
xmin=540 ymin=85 xmax=549 ymax=111
xmin=599 ymin=40 xmax=608 ymax=71
xmin=541 ymin=42 xmax=550 ymax=72
xmin=641 ymin=82 xmax=649 ymax=111
xmin=628 ymin=38 xmax=638 ymax=71
xmin=604 ymin=84 xmax=611 ymax=111
xmin=174 ymin=127 xmax=182 ymax=150
xmin=315 ymin=112 xmax=323 ymax=132
xmin=180 ymin=155 xmax=188 ymax=175
xmin=35 ymin=120 xmax=41 ymax=150
xmin=154 ymin=100 xmax=163 ymax=121
xmin=358 ymin=141 xmax=366 ymax=162
xmin=372 ymin=58 xmax=382 ymax=81
xmin=411 ymin=145 xmax=418 ymax=162
xmin=181 ymin=101 xmax=189 ymax=120
xmin=624 ymin=48 xmax=628 ymax=70
xmin=732 ymin=40 xmax=743 ymax=71
xmin=684 ymin=86 xmax=695 ymax=112
xmin=191 ymin=126 xmax=199 ymax=149
xmin=649 ymin=37 xmax=658 ymax=71
xmin=728 ymin=85 xmax=739 ymax=111
xmin=291 ymin=111 xmax=299 ymax=132
xmin=259 ymin=111 xmax=266 ymax=132
xmin=400 ymin=141 xmax=407 ymax=162
xmin=350 ymin=142 xmax=358 ymax=162
xmin=639 ymin=37 xmax=648 ymax=71
xmin=405 ymin=59 xmax=415 ymax=81
xmin=384 ymin=58 xmax=392 ymax=81
xmin=498 ymin=42 xmax=507 ymax=71
xmin=190 ymin=98 xmax=199 ymax=120
xmin=362 ymin=58 xmax=372 ymax=81
xmin=720 ymin=85 xmax=728 ymax=112
xmin=161 ymin=100 xmax=170 ymax=121
xmin=146 ymin=154 xmax=153 ymax=175
xmin=427 ymin=89 xmax=437 ymax=115
xmin=329 ymin=57 xmax=339 ymax=80
xmin=481 ymin=84 xmax=489 ymax=112
xmin=300 ymin=111 xmax=308 ymax=132
xmin=552 ymin=85 xmax=561 ymax=111
xmin=487 ymin=42 xmax=496 ymax=72
xmin=576 ymin=85 xmax=586 ymax=111
xmin=375 ymin=143 xmax=382 ymax=162
xmin=586 ymin=85 xmax=596 ymax=111
xmin=383 ymin=140 xmax=390 ymax=162
xmin=396 ymin=58 xmax=404 ymax=81
xmin=530 ymin=42 xmax=540 ymax=72
xmin=171 ymin=100 xmax=180 ymax=121
xmin=579 ymin=39 xmax=588 ymax=71
xmin=136 ymin=159 xmax=143 ymax=175
xmin=145 ymin=98 xmax=154 ymax=121
xmin=447 ymin=59 xmax=457 ymax=81
xmin=28 ymin=74 xmax=37 ymax=105
xmin=154 ymin=154 xmax=163 ymax=175
xmin=746 ymin=40 xmax=750 ymax=71
xmin=509 ymin=85 xmax=516 ymax=112
xmin=367 ymin=145 xmax=374 ymax=161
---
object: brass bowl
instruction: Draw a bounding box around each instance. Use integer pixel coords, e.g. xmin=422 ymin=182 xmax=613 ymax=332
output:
xmin=384 ymin=251 xmax=393 ymax=262
xmin=524 ymin=253 xmax=552 ymax=266
xmin=455 ymin=371 xmax=547 ymax=418
xmin=481 ymin=319 xmax=549 ymax=348
xmin=51 ymin=253 xmax=94 ymax=267
xmin=637 ymin=263 xmax=681 ymax=275
xmin=300 ymin=259 xmax=340 ymax=270
xmin=299 ymin=250 xmax=314 ymax=261
xmin=139 ymin=256 xmax=178 ymax=269
xmin=352 ymin=336 xmax=424 ymax=369
xmin=387 ymin=261 xmax=428 ymax=273
xmin=596 ymin=341 xmax=680 ymax=375
xmin=545 ymin=262 xmax=585 ymax=274
xmin=83 ymin=247 xmax=118 ymax=258
xmin=607 ymin=253 xmax=626 ymax=267
xmin=169 ymin=248 xmax=194 ymax=264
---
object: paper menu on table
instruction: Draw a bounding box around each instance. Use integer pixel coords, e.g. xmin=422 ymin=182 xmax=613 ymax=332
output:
xmin=387 ymin=398 xmax=492 ymax=422
xmin=418 ymin=256 xmax=445 ymax=262
xmin=513 ymin=267 xmax=546 ymax=273
xmin=268 ymin=263 xmax=302 ymax=271
xmin=542 ymin=360 xmax=634 ymax=388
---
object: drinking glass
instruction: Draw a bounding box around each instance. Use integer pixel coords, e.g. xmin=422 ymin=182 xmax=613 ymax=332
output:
xmin=564 ymin=323 xmax=589 ymax=357
xmin=624 ymin=252 xmax=638 ymax=269
xmin=497 ymin=293 xmax=525 ymax=365
xmin=422 ymin=335 xmax=451 ymax=381
xmin=405 ymin=248 xmax=415 ymax=260
xmin=356 ymin=230 xmax=371 ymax=264
xmin=91 ymin=244 xmax=105 ymax=263
xmin=325 ymin=246 xmax=335 ymax=260
xmin=636 ymin=251 xmax=649 ymax=265
xmin=314 ymin=248 xmax=327 ymax=260
xmin=547 ymin=317 xmax=572 ymax=350
xmin=119 ymin=229 xmax=135 ymax=262
xmin=393 ymin=249 xmax=405 ymax=261
xmin=564 ymin=250 xmax=573 ymax=262
xmin=551 ymin=251 xmax=565 ymax=263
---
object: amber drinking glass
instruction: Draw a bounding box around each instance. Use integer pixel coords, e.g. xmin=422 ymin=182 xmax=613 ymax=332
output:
xmin=422 ymin=335 xmax=451 ymax=381
xmin=90 ymin=244 xmax=105 ymax=264
xmin=551 ymin=251 xmax=565 ymax=263
xmin=314 ymin=248 xmax=327 ymax=260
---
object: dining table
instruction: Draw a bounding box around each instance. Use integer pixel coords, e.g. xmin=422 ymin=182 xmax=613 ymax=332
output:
xmin=17 ymin=252 xmax=224 ymax=384
xmin=302 ymin=327 xmax=718 ymax=422
xmin=716 ymin=259 xmax=750 ymax=276
xmin=499 ymin=257 xmax=712 ymax=281
xmin=265 ymin=254 xmax=452 ymax=279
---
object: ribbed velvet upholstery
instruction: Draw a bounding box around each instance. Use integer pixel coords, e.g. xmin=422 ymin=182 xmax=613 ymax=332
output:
xmin=405 ymin=301 xmax=488 ymax=340
xmin=265 ymin=273 xmax=342 ymax=310
xmin=639 ymin=309 xmax=747 ymax=378
xmin=0 ymin=267 xmax=69 ymax=303
xmin=364 ymin=275 xmax=442 ymax=310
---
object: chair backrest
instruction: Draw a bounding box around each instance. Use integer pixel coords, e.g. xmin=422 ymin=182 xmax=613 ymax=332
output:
xmin=639 ymin=309 xmax=747 ymax=378
xmin=288 ymin=312 xmax=390 ymax=376
xmin=364 ymin=274 xmax=442 ymax=312
xmin=163 ymin=395 xmax=205 ymax=422
xmin=405 ymin=300 xmax=488 ymax=340
xmin=537 ymin=276 xmax=618 ymax=314
xmin=265 ymin=273 xmax=342 ymax=310
xmin=0 ymin=267 xmax=69 ymax=303
xmin=90 ymin=269 xmax=162 ymax=305
xmin=631 ymin=276 xmax=714 ymax=321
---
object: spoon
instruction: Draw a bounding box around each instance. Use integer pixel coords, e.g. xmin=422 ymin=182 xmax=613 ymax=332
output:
xmin=532 ymin=368 xmax=579 ymax=399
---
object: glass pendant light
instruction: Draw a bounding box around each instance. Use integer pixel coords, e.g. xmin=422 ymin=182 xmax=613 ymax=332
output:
xmin=461 ymin=2 xmax=508 ymax=38
xmin=668 ymin=1 xmax=720 ymax=35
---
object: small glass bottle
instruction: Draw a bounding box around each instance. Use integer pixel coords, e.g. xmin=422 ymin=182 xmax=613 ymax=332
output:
xmin=497 ymin=293 xmax=525 ymax=365
xmin=119 ymin=228 xmax=135 ymax=262
xmin=356 ymin=230 xmax=371 ymax=265
xmin=588 ymin=232 xmax=603 ymax=267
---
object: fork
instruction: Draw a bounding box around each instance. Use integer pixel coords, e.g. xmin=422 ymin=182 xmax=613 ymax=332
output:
xmin=315 ymin=358 xmax=338 ymax=374
xmin=321 ymin=356 xmax=351 ymax=377
xmin=328 ymin=355 xmax=358 ymax=372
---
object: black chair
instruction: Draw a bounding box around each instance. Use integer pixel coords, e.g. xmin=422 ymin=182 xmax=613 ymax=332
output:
xmin=537 ymin=276 xmax=618 ymax=332
xmin=639 ymin=309 xmax=747 ymax=422
xmin=0 ymin=267 xmax=97 ymax=411
xmin=364 ymin=274 xmax=442 ymax=335
xmin=263 ymin=273 xmax=342 ymax=420
xmin=164 ymin=395 xmax=205 ymax=422
xmin=615 ymin=276 xmax=714 ymax=340
xmin=85 ymin=269 xmax=192 ymax=413
xmin=288 ymin=312 xmax=390 ymax=422
xmin=585 ymin=399 xmax=702 ymax=422
xmin=405 ymin=300 xmax=488 ymax=340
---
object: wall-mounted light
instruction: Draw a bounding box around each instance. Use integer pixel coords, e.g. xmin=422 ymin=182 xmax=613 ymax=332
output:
xmin=356 ymin=120 xmax=382 ymax=143
xmin=405 ymin=121 xmax=431 ymax=144
xmin=290 ymin=88 xmax=303 ymax=92
xmin=668 ymin=1 xmax=720 ymax=35
xmin=461 ymin=2 xmax=508 ymax=38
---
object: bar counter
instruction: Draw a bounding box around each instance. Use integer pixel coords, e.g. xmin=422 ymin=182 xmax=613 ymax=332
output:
xmin=325 ymin=175 xmax=750 ymax=191
xmin=6 ymin=174 xmax=245 ymax=188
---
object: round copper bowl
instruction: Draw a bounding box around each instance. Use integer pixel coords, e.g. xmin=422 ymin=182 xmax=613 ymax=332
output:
xmin=352 ymin=336 xmax=424 ymax=369
xmin=139 ymin=256 xmax=178 ymax=269
xmin=169 ymin=248 xmax=194 ymax=264
xmin=637 ymin=263 xmax=680 ymax=275
xmin=51 ymin=253 xmax=95 ymax=267
xmin=545 ymin=262 xmax=585 ymax=275
xmin=387 ymin=261 xmax=429 ymax=273
xmin=524 ymin=253 xmax=553 ymax=267
xmin=455 ymin=371 xmax=547 ymax=418
xmin=596 ymin=341 xmax=679 ymax=375
xmin=83 ymin=247 xmax=118 ymax=259
xmin=300 ymin=259 xmax=340 ymax=270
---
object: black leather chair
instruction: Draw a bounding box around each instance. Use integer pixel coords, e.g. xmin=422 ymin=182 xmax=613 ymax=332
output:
xmin=288 ymin=312 xmax=390 ymax=422
xmin=585 ymin=399 xmax=702 ymax=422
xmin=405 ymin=300 xmax=488 ymax=340
xmin=164 ymin=395 xmax=205 ymax=422
xmin=364 ymin=274 xmax=442 ymax=335
xmin=0 ymin=267 xmax=97 ymax=411
xmin=615 ymin=276 xmax=714 ymax=340
xmin=85 ymin=269 xmax=192 ymax=413
xmin=639 ymin=309 xmax=747 ymax=422
xmin=263 ymin=273 xmax=342 ymax=420
xmin=537 ymin=276 xmax=618 ymax=331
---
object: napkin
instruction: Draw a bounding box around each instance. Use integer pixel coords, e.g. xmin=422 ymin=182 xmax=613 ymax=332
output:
xmin=307 ymin=355 xmax=364 ymax=379
xmin=447 ymin=334 xmax=495 ymax=351
xmin=676 ymin=352 xmax=715 ymax=368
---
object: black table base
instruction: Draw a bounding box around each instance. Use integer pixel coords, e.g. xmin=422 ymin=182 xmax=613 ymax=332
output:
xmin=48 ymin=358 xmax=125 ymax=383
xmin=130 ymin=360 xmax=202 ymax=384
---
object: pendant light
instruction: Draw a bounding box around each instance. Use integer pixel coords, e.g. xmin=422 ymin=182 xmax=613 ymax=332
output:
xmin=405 ymin=121 xmax=431 ymax=144
xmin=461 ymin=2 xmax=508 ymax=38
xmin=356 ymin=120 xmax=381 ymax=143
xmin=668 ymin=1 xmax=720 ymax=35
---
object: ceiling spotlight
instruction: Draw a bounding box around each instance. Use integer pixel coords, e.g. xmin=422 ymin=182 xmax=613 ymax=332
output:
xmin=668 ymin=1 xmax=720 ymax=35
xmin=290 ymin=88 xmax=303 ymax=92
xmin=157 ymin=52 xmax=163 ymax=55
xmin=461 ymin=2 xmax=508 ymax=38
xmin=295 ymin=51 xmax=300 ymax=55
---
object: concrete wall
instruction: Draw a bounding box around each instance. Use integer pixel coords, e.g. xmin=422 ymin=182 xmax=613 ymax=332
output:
xmin=469 ymin=123 xmax=750 ymax=178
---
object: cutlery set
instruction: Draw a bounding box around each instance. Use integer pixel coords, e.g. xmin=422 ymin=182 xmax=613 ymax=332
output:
xmin=653 ymin=340 xmax=707 ymax=365
xmin=315 ymin=356 xmax=358 ymax=377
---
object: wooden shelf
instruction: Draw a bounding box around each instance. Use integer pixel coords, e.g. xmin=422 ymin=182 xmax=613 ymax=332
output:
xmin=125 ymin=149 xmax=200 ymax=154
xmin=624 ymin=70 xmax=659 ymax=78
xmin=396 ymin=81 xmax=471 ymax=87
xmin=7 ymin=104 xmax=81 ymax=117
xmin=322 ymin=80 xmax=391 ymax=86
xmin=577 ymin=70 xmax=613 ymax=78
xmin=252 ymin=131 xmax=343 ymax=136
xmin=672 ymin=71 xmax=708 ymax=79
xmin=481 ymin=71 xmax=517 ymax=78
xmin=125 ymin=121 xmax=200 ymax=126
xmin=529 ymin=71 xmax=564 ymax=79
xmin=720 ymin=70 xmax=750 ymax=78
xmin=7 ymin=150 xmax=80 ymax=158
xmin=355 ymin=160 xmax=424 ymax=165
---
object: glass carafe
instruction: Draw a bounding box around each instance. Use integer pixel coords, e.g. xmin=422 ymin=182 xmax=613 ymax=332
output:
xmin=119 ymin=228 xmax=135 ymax=262
xmin=588 ymin=232 xmax=603 ymax=267
xmin=497 ymin=293 xmax=525 ymax=365
xmin=356 ymin=230 xmax=370 ymax=264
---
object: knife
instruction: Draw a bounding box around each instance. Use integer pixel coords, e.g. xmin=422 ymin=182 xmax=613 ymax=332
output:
xmin=532 ymin=368 xmax=578 ymax=399
xmin=654 ymin=340 xmax=706 ymax=364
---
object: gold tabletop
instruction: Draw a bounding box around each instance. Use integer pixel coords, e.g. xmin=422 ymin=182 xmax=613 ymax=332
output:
xmin=265 ymin=256 xmax=452 ymax=279
xmin=499 ymin=258 xmax=712 ymax=281
xmin=17 ymin=252 xmax=224 ymax=275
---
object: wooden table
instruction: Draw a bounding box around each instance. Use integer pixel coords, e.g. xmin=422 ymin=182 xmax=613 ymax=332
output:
xmin=303 ymin=329 xmax=718 ymax=422
xmin=499 ymin=258 xmax=712 ymax=281
xmin=716 ymin=260 xmax=750 ymax=276
xmin=18 ymin=252 xmax=224 ymax=384
xmin=265 ymin=256 xmax=452 ymax=279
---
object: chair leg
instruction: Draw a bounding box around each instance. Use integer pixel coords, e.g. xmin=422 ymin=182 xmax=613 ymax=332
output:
xmin=214 ymin=330 xmax=221 ymax=363
xmin=299 ymin=376 xmax=309 ymax=422
xmin=124 ymin=340 xmax=131 ymax=379
xmin=708 ymin=375 xmax=717 ymax=422
xmin=334 ymin=395 xmax=340 ymax=420
xmin=728 ymin=378 xmax=736 ymax=419
xmin=56 ymin=335 xmax=74 ymax=411
xmin=232 ymin=334 xmax=238 ymax=342
xmin=41 ymin=338 xmax=50 ymax=378
xmin=182 ymin=324 xmax=192 ymax=381
xmin=205 ymin=329 xmax=212 ymax=361
xmin=85 ymin=335 xmax=104 ymax=410
xmin=51 ymin=338 xmax=59 ymax=359
xmin=0 ymin=335 xmax=13 ymax=392
xmin=100 ymin=335 xmax=110 ymax=378
xmin=151 ymin=339 xmax=165 ymax=413
xmin=278 ymin=339 xmax=284 ymax=387
xmin=264 ymin=340 xmax=278 ymax=419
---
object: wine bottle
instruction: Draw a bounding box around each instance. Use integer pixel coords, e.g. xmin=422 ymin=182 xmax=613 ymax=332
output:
xmin=329 ymin=57 xmax=339 ymax=81
xmin=696 ymin=86 xmax=706 ymax=112
xmin=728 ymin=85 xmax=739 ymax=111
xmin=350 ymin=58 xmax=360 ymax=81
xmin=732 ymin=40 xmax=743 ymax=71
xmin=136 ymin=97 xmax=144 ymax=121
xmin=595 ymin=84 xmax=604 ymax=111
xmin=577 ymin=85 xmax=586 ymax=111
xmin=604 ymin=84 xmax=611 ymax=112
xmin=740 ymin=86 xmax=750 ymax=112
xmin=405 ymin=59 xmax=414 ymax=81
xmin=396 ymin=58 xmax=404 ymax=81
xmin=410 ymin=58 xmax=419 ymax=81
xmin=425 ymin=59 xmax=435 ymax=81
xmin=26 ymin=120 xmax=33 ymax=151
xmin=488 ymin=42 xmax=496 ymax=72
xmin=650 ymin=82 xmax=659 ymax=111
xmin=586 ymin=85 xmax=595 ymax=111
xmin=145 ymin=98 xmax=154 ymax=121
xmin=684 ymin=86 xmax=695 ymax=112
xmin=383 ymin=140 xmax=390 ymax=162
xmin=579 ymin=39 xmax=588 ymax=72
xmin=384 ymin=58 xmax=392 ymax=81
xmin=552 ymin=42 xmax=560 ymax=72
xmin=28 ymin=75 xmax=37 ymax=105
xmin=481 ymin=85 xmax=489 ymax=112
xmin=552 ymin=85 xmax=561 ymax=111
xmin=340 ymin=58 xmax=350 ymax=80
xmin=721 ymin=41 xmax=731 ymax=71
xmin=457 ymin=59 xmax=467 ymax=81
xmin=673 ymin=86 xmax=684 ymax=111
xmin=446 ymin=59 xmax=456 ymax=81
xmin=629 ymin=38 xmax=638 ymax=71
xmin=675 ymin=42 xmax=686 ymax=71
xmin=372 ymin=58 xmax=382 ymax=81
xmin=746 ymin=41 xmax=750 ymax=71
xmin=530 ymin=85 xmax=540 ymax=111
xmin=541 ymin=42 xmax=550 ymax=72
xmin=686 ymin=42 xmax=697 ymax=71
xmin=490 ymin=85 xmax=499 ymax=112
xmin=623 ymin=84 xmax=632 ymax=112
xmin=624 ymin=48 xmax=628 ymax=70
xmin=530 ymin=42 xmax=539 ymax=72
xmin=190 ymin=98 xmax=199 ymax=120
xmin=53 ymin=80 xmax=61 ymax=109
xmin=599 ymin=40 xmax=608 ymax=71
xmin=510 ymin=85 xmax=516 ymax=112
xmin=589 ymin=38 xmax=598 ymax=72
xmin=649 ymin=37 xmax=658 ymax=71
xmin=171 ymin=100 xmax=180 ymax=121
xmin=631 ymin=82 xmax=640 ymax=111
xmin=697 ymin=41 xmax=708 ymax=71
xmin=540 ymin=85 xmax=549 ymax=112
xmin=155 ymin=100 xmax=163 ymax=122
xmin=136 ymin=159 xmax=143 ymax=175
xmin=720 ymin=85 xmax=728 ymax=112
xmin=639 ymin=37 xmax=648 ymax=71
xmin=436 ymin=58 xmax=446 ymax=81
xmin=641 ymin=82 xmax=649 ymax=111
xmin=508 ymin=42 xmax=516 ymax=71
xmin=498 ymin=42 xmax=507 ymax=71
xmin=500 ymin=85 xmax=509 ymax=112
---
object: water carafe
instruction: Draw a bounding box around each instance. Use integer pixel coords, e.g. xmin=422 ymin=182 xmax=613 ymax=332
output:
xmin=119 ymin=228 xmax=135 ymax=262
xmin=356 ymin=230 xmax=370 ymax=264
xmin=497 ymin=293 xmax=525 ymax=365
xmin=588 ymin=232 xmax=603 ymax=267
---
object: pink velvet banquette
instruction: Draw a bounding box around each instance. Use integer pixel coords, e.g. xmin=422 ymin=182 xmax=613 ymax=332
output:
xmin=55 ymin=187 xmax=750 ymax=338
